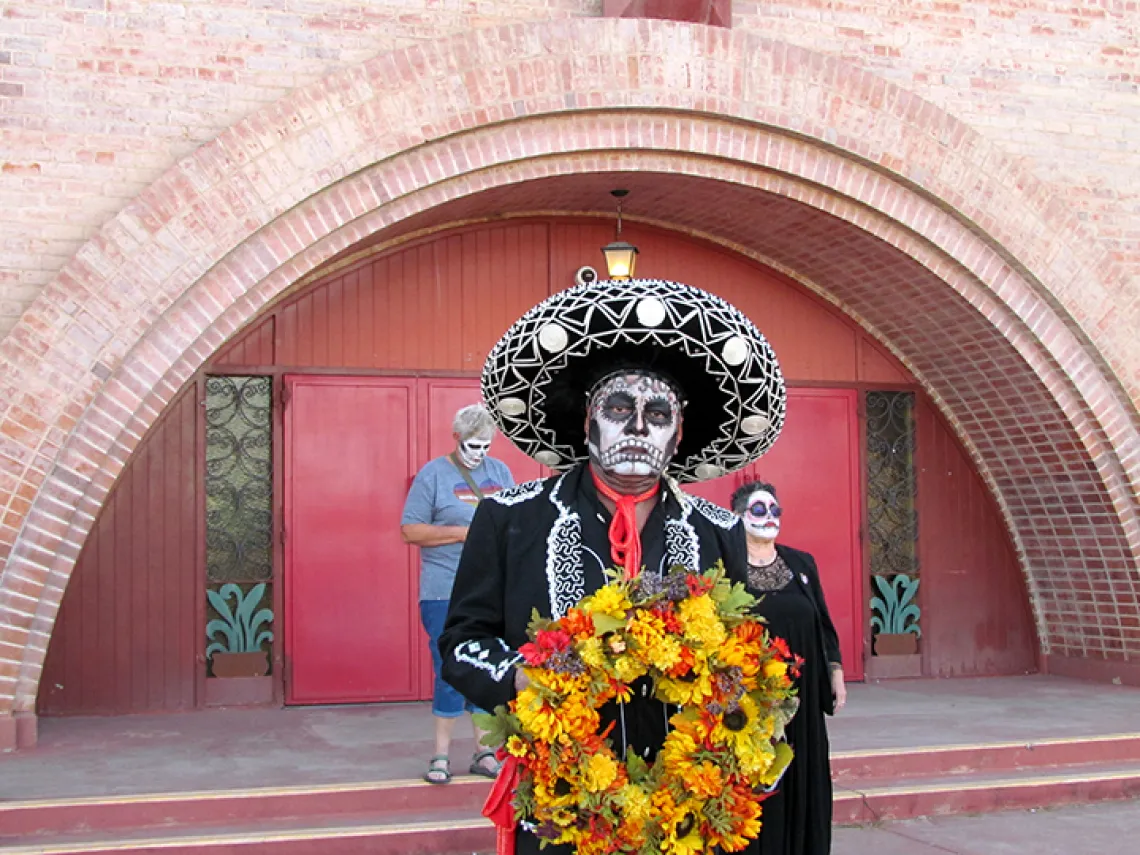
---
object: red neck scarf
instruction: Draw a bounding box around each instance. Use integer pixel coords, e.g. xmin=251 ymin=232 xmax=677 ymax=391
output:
xmin=590 ymin=469 xmax=660 ymax=580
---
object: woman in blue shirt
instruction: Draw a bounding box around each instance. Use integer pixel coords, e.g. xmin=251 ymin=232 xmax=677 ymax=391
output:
xmin=401 ymin=404 xmax=514 ymax=784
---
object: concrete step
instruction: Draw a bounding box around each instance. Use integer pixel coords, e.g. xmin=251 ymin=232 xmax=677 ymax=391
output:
xmin=5 ymin=736 xmax=1140 ymax=854
xmin=0 ymin=814 xmax=495 ymax=855
xmin=834 ymin=761 xmax=1140 ymax=824
xmin=832 ymin=732 xmax=1140 ymax=783
xmin=0 ymin=776 xmax=492 ymax=838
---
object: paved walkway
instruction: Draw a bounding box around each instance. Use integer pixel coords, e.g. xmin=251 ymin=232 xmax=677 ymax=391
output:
xmin=4 ymin=674 xmax=1140 ymax=799
xmin=833 ymin=800 xmax=1139 ymax=854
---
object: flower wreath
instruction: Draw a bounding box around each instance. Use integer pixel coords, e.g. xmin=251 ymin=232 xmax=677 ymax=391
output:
xmin=477 ymin=564 xmax=801 ymax=855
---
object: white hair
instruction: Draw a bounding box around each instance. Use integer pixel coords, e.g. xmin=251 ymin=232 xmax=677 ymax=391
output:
xmin=453 ymin=403 xmax=494 ymax=439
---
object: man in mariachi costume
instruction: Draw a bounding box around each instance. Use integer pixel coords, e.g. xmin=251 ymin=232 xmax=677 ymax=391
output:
xmin=440 ymin=278 xmax=787 ymax=854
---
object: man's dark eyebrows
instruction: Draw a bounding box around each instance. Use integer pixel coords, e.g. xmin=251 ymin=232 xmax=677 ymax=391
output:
xmin=645 ymin=396 xmax=674 ymax=412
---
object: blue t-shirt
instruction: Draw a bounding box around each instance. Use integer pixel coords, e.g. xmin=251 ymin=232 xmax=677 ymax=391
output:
xmin=401 ymin=455 xmax=514 ymax=601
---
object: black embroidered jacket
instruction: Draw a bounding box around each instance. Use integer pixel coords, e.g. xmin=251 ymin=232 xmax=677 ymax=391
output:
xmin=439 ymin=462 xmax=748 ymax=757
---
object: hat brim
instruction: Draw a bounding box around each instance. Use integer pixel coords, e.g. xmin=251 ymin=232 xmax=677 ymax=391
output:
xmin=482 ymin=279 xmax=786 ymax=483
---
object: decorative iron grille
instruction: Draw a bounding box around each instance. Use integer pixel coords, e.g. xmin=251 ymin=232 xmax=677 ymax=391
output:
xmin=206 ymin=582 xmax=274 ymax=655
xmin=205 ymin=376 xmax=273 ymax=583
xmin=865 ymin=391 xmax=918 ymax=579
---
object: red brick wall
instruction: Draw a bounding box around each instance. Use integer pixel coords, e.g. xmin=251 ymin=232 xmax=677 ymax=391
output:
xmin=1 ymin=2 xmax=1137 ymax=338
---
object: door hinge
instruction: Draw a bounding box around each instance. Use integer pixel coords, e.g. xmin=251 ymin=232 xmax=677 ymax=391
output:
xmin=280 ymin=378 xmax=291 ymax=408
xmin=279 ymin=521 xmax=287 ymax=546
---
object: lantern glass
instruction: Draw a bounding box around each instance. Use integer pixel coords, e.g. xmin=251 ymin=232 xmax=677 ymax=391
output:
xmin=602 ymin=241 xmax=639 ymax=280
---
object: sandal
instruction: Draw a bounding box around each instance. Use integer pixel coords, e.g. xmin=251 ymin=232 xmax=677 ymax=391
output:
xmin=424 ymin=753 xmax=451 ymax=785
xmin=470 ymin=748 xmax=502 ymax=779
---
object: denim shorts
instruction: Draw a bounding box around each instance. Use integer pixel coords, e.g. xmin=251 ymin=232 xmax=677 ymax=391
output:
xmin=419 ymin=599 xmax=481 ymax=718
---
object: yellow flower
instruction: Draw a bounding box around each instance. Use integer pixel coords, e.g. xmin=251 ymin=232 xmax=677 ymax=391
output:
xmin=687 ymin=760 xmax=725 ymax=798
xmin=656 ymin=671 xmax=714 ymax=706
xmin=665 ymin=830 xmax=705 ymax=855
xmin=717 ymin=798 xmax=763 ymax=852
xmin=584 ymin=584 xmax=631 ymax=619
xmin=538 ymin=670 xmax=590 ymax=696
xmin=627 ymin=613 xmax=683 ymax=671
xmin=717 ymin=636 xmax=757 ymax=675
xmin=614 ymin=653 xmax=649 ymax=683
xmin=763 ymin=658 xmax=788 ymax=679
xmin=515 ymin=690 xmax=561 ymax=742
xmin=550 ymin=807 xmax=577 ymax=828
xmin=533 ymin=780 xmax=578 ymax=812
xmin=678 ymin=595 xmax=727 ymax=648
xmin=506 ymin=735 xmax=528 ymax=757
xmin=579 ymin=636 xmax=606 ymax=670
xmin=584 ymin=751 xmax=619 ymax=792
xmin=660 ymin=733 xmax=695 ymax=772
xmin=619 ymin=783 xmax=653 ymax=823
xmin=709 ymin=696 xmax=781 ymax=777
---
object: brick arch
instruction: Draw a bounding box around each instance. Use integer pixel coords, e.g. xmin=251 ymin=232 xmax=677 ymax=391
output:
xmin=1 ymin=18 xmax=1138 ymax=739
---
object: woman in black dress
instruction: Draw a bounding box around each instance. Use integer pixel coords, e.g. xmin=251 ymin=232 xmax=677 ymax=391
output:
xmin=731 ymin=481 xmax=846 ymax=855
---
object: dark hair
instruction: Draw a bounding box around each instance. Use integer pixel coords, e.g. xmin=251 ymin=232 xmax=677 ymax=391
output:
xmin=730 ymin=480 xmax=778 ymax=514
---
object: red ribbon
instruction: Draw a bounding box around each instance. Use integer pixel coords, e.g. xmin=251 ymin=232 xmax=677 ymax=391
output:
xmin=591 ymin=471 xmax=660 ymax=580
xmin=482 ymin=752 xmax=521 ymax=855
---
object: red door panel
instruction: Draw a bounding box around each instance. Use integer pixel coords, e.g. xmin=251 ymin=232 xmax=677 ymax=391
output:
xmin=685 ymin=389 xmax=864 ymax=680
xmin=284 ymin=376 xmax=420 ymax=704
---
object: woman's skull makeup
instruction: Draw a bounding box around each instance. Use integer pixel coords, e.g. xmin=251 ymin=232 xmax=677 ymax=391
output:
xmin=457 ymin=433 xmax=492 ymax=469
xmin=587 ymin=371 xmax=681 ymax=478
xmin=741 ymin=489 xmax=781 ymax=540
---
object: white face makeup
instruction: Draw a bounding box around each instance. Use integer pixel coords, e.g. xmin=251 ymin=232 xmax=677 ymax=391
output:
xmin=457 ymin=433 xmax=492 ymax=469
xmin=587 ymin=372 xmax=681 ymax=478
xmin=741 ymin=489 xmax=781 ymax=541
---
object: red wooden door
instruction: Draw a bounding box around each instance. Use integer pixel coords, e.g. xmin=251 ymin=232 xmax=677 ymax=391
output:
xmin=283 ymin=375 xmax=421 ymax=704
xmin=685 ymin=389 xmax=864 ymax=680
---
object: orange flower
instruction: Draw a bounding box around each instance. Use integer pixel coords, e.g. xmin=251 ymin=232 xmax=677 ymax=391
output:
xmin=561 ymin=607 xmax=595 ymax=638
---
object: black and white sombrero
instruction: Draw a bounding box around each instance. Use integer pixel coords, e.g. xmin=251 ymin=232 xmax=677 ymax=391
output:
xmin=482 ymin=278 xmax=786 ymax=483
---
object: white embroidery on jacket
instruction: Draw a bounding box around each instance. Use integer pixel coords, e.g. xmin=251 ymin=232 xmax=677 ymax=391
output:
xmin=453 ymin=638 xmax=521 ymax=682
xmin=686 ymin=494 xmax=740 ymax=530
xmin=488 ymin=478 xmax=546 ymax=506
xmin=546 ymin=473 xmax=584 ymax=619
xmin=664 ymin=515 xmax=701 ymax=573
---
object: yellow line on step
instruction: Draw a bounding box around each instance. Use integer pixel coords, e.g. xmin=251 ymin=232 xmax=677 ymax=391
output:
xmin=0 ymin=777 xmax=489 ymax=811
xmin=835 ymin=768 xmax=1140 ymax=798
xmin=831 ymin=731 xmax=1140 ymax=760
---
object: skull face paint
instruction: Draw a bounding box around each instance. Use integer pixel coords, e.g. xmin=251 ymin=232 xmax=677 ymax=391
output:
xmin=741 ymin=489 xmax=781 ymax=541
xmin=456 ymin=433 xmax=492 ymax=469
xmin=587 ymin=372 xmax=681 ymax=478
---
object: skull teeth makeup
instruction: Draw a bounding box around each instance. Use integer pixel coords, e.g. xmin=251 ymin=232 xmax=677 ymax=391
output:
xmin=587 ymin=372 xmax=680 ymax=479
xmin=598 ymin=437 xmax=666 ymax=471
xmin=457 ymin=435 xmax=492 ymax=469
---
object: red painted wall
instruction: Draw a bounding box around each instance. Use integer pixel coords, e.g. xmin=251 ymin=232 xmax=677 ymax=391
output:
xmin=40 ymin=220 xmax=1034 ymax=715
xmin=39 ymin=388 xmax=199 ymax=715
xmin=916 ymin=399 xmax=1039 ymax=676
